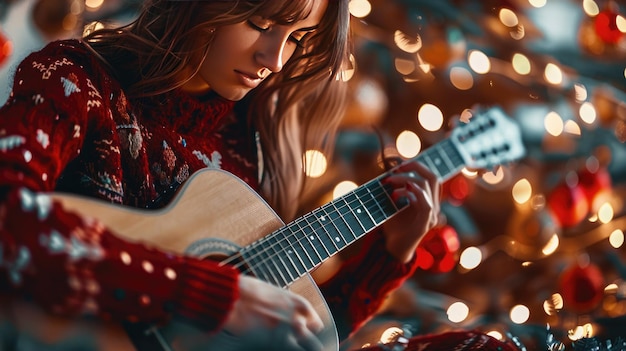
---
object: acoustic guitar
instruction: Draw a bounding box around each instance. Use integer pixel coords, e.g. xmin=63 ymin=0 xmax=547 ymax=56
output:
xmin=3 ymin=106 xmax=526 ymax=351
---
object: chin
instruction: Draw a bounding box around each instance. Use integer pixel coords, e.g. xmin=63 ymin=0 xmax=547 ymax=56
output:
xmin=215 ymin=88 xmax=251 ymax=102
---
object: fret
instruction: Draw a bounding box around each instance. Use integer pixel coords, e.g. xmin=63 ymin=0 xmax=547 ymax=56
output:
xmin=267 ymin=230 xmax=304 ymax=281
xmin=291 ymin=217 xmax=324 ymax=266
xmin=282 ymin=226 xmax=316 ymax=272
xmin=343 ymin=191 xmax=375 ymax=233
xmin=441 ymin=139 xmax=465 ymax=176
xmin=434 ymin=145 xmax=457 ymax=176
xmin=354 ymin=184 xmax=387 ymax=225
xmin=319 ymin=205 xmax=348 ymax=250
xmin=369 ymin=181 xmax=397 ymax=219
xmin=418 ymin=150 xmax=447 ymax=180
xmin=308 ymin=208 xmax=339 ymax=256
xmin=243 ymin=244 xmax=284 ymax=287
xmin=334 ymin=196 xmax=366 ymax=241
xmin=326 ymin=201 xmax=355 ymax=245
xmin=257 ymin=240 xmax=291 ymax=287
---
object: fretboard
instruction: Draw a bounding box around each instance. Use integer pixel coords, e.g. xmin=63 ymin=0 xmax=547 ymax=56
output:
xmin=241 ymin=138 xmax=465 ymax=288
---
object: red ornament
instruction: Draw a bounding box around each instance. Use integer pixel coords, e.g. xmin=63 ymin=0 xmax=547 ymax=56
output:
xmin=0 ymin=29 xmax=12 ymax=68
xmin=594 ymin=9 xmax=625 ymax=44
xmin=546 ymin=182 xmax=589 ymax=228
xmin=416 ymin=225 xmax=460 ymax=273
xmin=442 ymin=174 xmax=473 ymax=205
xmin=577 ymin=167 xmax=612 ymax=210
xmin=559 ymin=262 xmax=605 ymax=313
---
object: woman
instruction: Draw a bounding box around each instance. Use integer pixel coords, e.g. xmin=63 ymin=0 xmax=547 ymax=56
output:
xmin=0 ymin=0 xmax=508 ymax=350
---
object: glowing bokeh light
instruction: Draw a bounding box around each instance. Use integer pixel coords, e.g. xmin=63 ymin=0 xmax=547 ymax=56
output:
xmin=468 ymin=50 xmax=491 ymax=74
xmin=510 ymin=305 xmax=530 ymax=324
xmin=482 ymin=167 xmax=504 ymax=185
xmin=447 ymin=302 xmax=470 ymax=323
xmin=609 ymin=229 xmax=625 ymax=249
xmin=582 ymin=0 xmax=600 ymax=17
xmin=499 ymin=8 xmax=519 ymax=27
xmin=333 ymin=180 xmax=358 ymax=199
xmin=544 ymin=63 xmax=563 ymax=85
xmin=396 ymin=130 xmax=421 ymax=158
xmin=512 ymin=178 xmax=532 ymax=204
xmin=348 ymin=0 xmax=372 ymax=18
xmin=544 ymin=111 xmax=564 ymax=136
xmin=460 ymin=246 xmax=482 ymax=269
xmin=512 ymin=53 xmax=531 ymax=75
xmin=304 ymin=150 xmax=327 ymax=178
xmin=579 ymin=102 xmax=597 ymax=124
xmin=417 ymin=104 xmax=444 ymax=131
xmin=449 ymin=66 xmax=474 ymax=90
xmin=542 ymin=234 xmax=560 ymax=256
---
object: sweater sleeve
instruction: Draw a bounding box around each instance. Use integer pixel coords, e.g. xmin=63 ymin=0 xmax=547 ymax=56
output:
xmin=0 ymin=42 xmax=239 ymax=334
xmin=319 ymin=228 xmax=419 ymax=341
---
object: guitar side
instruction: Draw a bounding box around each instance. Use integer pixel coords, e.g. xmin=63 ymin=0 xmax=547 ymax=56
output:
xmin=5 ymin=169 xmax=338 ymax=351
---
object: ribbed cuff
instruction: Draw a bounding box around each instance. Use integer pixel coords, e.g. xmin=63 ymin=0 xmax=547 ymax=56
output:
xmin=174 ymin=258 xmax=240 ymax=332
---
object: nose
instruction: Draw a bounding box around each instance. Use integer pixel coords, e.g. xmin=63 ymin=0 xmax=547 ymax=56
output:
xmin=255 ymin=34 xmax=292 ymax=74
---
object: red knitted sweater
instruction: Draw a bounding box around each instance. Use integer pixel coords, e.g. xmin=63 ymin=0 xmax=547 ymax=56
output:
xmin=0 ymin=39 xmax=419 ymax=342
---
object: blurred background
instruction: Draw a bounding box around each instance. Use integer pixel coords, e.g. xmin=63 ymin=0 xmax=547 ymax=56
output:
xmin=1 ymin=0 xmax=625 ymax=350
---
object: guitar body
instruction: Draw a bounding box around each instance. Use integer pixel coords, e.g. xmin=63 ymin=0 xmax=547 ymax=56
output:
xmin=4 ymin=169 xmax=338 ymax=351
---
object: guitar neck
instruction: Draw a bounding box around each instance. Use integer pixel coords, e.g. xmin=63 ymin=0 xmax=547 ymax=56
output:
xmin=240 ymin=138 xmax=465 ymax=288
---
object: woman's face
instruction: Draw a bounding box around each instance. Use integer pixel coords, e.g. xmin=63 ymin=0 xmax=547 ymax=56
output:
xmin=182 ymin=0 xmax=329 ymax=101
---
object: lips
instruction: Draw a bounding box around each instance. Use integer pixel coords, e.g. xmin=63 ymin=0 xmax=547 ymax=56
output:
xmin=235 ymin=70 xmax=263 ymax=89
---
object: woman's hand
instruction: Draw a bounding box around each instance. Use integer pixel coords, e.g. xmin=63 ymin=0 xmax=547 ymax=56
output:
xmin=222 ymin=275 xmax=325 ymax=351
xmin=380 ymin=161 xmax=441 ymax=263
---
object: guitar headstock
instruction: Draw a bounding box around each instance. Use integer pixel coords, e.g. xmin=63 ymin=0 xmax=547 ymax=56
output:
xmin=450 ymin=106 xmax=526 ymax=170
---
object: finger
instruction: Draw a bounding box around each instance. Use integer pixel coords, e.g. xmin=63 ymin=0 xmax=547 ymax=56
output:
xmin=293 ymin=295 xmax=324 ymax=334
xmin=294 ymin=320 xmax=324 ymax=351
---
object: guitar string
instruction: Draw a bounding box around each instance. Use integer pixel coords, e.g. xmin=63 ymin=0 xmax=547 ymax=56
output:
xmin=223 ymin=179 xmax=399 ymax=285
xmin=222 ymin=141 xmax=462 ymax=286
xmin=217 ymin=139 xmax=480 ymax=283
xmin=220 ymin=144 xmax=456 ymax=282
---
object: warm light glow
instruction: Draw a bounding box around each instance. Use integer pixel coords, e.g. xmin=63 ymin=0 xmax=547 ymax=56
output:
xmin=417 ymin=104 xmax=444 ymax=131
xmin=543 ymin=293 xmax=564 ymax=315
xmin=447 ymin=302 xmax=470 ymax=323
xmin=542 ymin=234 xmax=559 ymax=256
xmin=597 ymin=202 xmax=614 ymax=224
xmin=609 ymin=229 xmax=625 ymax=248
xmin=487 ymin=331 xmax=504 ymax=340
xmin=462 ymin=168 xmax=478 ymax=178
xmin=544 ymin=111 xmax=564 ymax=136
xmin=544 ymin=63 xmax=563 ymax=85
xmin=617 ymin=15 xmax=626 ymax=33
xmin=83 ymin=21 xmax=105 ymax=36
xmin=499 ymin=8 xmax=519 ymax=27
xmin=449 ymin=66 xmax=474 ymax=90
xmin=304 ymin=150 xmax=327 ymax=178
xmin=348 ymin=0 xmax=371 ymax=18
xmin=379 ymin=327 xmax=404 ymax=344
xmin=85 ymin=0 xmax=103 ymax=10
xmin=582 ymin=0 xmax=600 ymax=16
xmin=512 ymin=53 xmax=531 ymax=75
xmin=510 ymin=305 xmax=530 ymax=324
xmin=340 ymin=54 xmax=356 ymax=82
xmin=460 ymin=246 xmax=482 ymax=269
xmin=579 ymin=102 xmax=597 ymax=124
xmin=482 ymin=167 xmax=504 ymax=185
xmin=568 ymin=324 xmax=594 ymax=341
xmin=394 ymin=30 xmax=422 ymax=53
xmin=574 ymin=84 xmax=588 ymax=102
xmin=333 ymin=181 xmax=358 ymax=199
xmin=468 ymin=50 xmax=491 ymax=74
xmin=512 ymin=178 xmax=532 ymax=204
xmin=396 ymin=130 xmax=422 ymax=158
xmin=528 ymin=0 xmax=547 ymax=8
xmin=605 ymin=283 xmax=619 ymax=294
xmin=564 ymin=120 xmax=581 ymax=136
xmin=395 ymin=58 xmax=416 ymax=75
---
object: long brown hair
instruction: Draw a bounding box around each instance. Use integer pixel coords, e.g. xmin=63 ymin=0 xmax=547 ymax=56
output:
xmin=84 ymin=0 xmax=351 ymax=220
